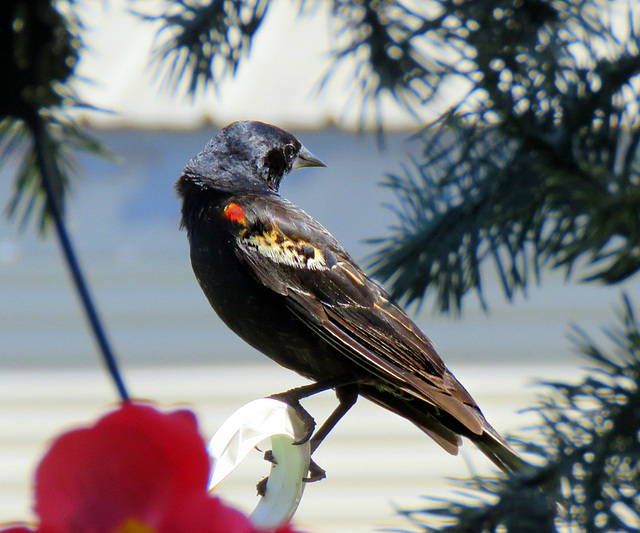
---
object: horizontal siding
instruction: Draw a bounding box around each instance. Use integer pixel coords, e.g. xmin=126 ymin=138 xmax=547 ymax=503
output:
xmin=0 ymin=363 xmax=570 ymax=532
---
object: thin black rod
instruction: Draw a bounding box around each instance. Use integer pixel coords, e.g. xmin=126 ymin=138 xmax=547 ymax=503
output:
xmin=30 ymin=116 xmax=129 ymax=401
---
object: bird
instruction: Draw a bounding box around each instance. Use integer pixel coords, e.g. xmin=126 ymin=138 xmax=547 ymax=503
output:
xmin=176 ymin=120 xmax=525 ymax=477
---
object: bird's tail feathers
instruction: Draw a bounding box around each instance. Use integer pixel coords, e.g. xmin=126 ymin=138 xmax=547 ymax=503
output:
xmin=473 ymin=424 xmax=529 ymax=473
xmin=363 ymin=387 xmax=529 ymax=473
xmin=420 ymin=421 xmax=462 ymax=456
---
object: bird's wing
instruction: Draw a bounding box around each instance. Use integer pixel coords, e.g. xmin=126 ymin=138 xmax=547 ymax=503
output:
xmin=229 ymin=195 xmax=485 ymax=435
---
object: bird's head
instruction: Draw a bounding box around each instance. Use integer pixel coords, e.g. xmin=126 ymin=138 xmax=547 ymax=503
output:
xmin=181 ymin=121 xmax=326 ymax=194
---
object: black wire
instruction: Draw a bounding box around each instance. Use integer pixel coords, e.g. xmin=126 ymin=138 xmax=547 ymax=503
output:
xmin=30 ymin=115 xmax=129 ymax=401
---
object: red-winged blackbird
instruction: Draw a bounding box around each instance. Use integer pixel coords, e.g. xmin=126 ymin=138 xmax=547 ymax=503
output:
xmin=176 ymin=120 xmax=524 ymax=473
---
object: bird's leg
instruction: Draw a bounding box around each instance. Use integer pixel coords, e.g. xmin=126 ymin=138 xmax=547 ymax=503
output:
xmin=304 ymin=459 xmax=326 ymax=483
xmin=309 ymin=384 xmax=358 ymax=454
xmin=257 ymin=378 xmax=358 ymax=493
xmin=301 ymin=384 xmax=358 ymax=483
xmin=270 ymin=375 xmax=358 ymax=401
xmin=267 ymin=375 xmax=358 ymax=445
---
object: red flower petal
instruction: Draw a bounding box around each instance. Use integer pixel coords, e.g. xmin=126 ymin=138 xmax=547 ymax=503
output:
xmin=167 ymin=494 xmax=256 ymax=533
xmin=34 ymin=403 xmax=210 ymax=533
xmin=12 ymin=402 xmax=306 ymax=533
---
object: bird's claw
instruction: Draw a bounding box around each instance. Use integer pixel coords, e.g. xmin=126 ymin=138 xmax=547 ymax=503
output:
xmin=292 ymin=428 xmax=314 ymax=446
xmin=267 ymin=391 xmax=316 ymax=444
xmin=257 ymin=456 xmax=326 ymax=497
xmin=256 ymin=388 xmax=333 ymax=495
xmin=302 ymin=459 xmax=326 ymax=483
xmin=256 ymin=476 xmax=269 ymax=497
xmin=263 ymin=449 xmax=278 ymax=465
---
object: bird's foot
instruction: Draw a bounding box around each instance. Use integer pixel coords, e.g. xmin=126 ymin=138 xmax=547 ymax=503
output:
xmin=303 ymin=459 xmax=326 ymax=483
xmin=256 ymin=458 xmax=326 ymax=497
xmin=267 ymin=391 xmax=316 ymax=445
xmin=263 ymin=449 xmax=278 ymax=465
xmin=256 ymin=476 xmax=269 ymax=497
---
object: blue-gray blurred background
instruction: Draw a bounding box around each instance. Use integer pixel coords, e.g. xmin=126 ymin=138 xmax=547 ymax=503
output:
xmin=2 ymin=126 xmax=634 ymax=371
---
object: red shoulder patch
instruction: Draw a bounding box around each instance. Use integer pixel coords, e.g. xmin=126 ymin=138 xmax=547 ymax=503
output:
xmin=223 ymin=202 xmax=246 ymax=225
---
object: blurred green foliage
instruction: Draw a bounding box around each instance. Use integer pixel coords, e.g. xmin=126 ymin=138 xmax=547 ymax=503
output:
xmin=397 ymin=295 xmax=640 ymax=532
xmin=364 ymin=0 xmax=640 ymax=313
xmin=1 ymin=0 xmax=102 ymax=231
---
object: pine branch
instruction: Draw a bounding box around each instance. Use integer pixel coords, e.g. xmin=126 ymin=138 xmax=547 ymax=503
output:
xmin=2 ymin=110 xmax=105 ymax=232
xmin=369 ymin=0 xmax=640 ymax=312
xmin=1 ymin=0 xmax=105 ymax=231
xmin=138 ymin=0 xmax=270 ymax=97
xmin=318 ymin=1 xmax=443 ymax=135
xmin=397 ymin=294 xmax=640 ymax=532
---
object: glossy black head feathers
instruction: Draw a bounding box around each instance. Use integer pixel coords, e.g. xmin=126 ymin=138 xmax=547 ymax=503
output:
xmin=179 ymin=121 xmax=325 ymax=194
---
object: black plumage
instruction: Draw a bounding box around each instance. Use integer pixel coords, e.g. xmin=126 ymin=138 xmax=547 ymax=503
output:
xmin=176 ymin=120 xmax=524 ymax=473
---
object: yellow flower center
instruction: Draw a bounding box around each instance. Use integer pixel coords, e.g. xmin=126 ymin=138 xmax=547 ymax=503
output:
xmin=114 ymin=517 xmax=157 ymax=533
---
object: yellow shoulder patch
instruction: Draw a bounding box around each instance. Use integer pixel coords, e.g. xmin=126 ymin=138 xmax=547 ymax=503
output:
xmin=241 ymin=229 xmax=332 ymax=271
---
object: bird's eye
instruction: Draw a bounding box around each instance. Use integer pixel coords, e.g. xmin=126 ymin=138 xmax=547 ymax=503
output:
xmin=283 ymin=144 xmax=296 ymax=159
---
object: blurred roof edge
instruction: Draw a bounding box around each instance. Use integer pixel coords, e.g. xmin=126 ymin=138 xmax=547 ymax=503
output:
xmin=66 ymin=0 xmax=438 ymax=133
xmin=71 ymin=111 xmax=423 ymax=134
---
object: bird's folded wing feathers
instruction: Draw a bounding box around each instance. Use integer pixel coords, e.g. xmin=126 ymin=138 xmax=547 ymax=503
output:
xmin=233 ymin=197 xmax=485 ymax=435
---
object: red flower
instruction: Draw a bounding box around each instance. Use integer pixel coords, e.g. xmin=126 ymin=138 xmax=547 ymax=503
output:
xmin=2 ymin=402 xmax=302 ymax=533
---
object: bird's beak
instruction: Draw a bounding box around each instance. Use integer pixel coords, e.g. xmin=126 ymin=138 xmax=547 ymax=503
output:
xmin=292 ymin=146 xmax=326 ymax=170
